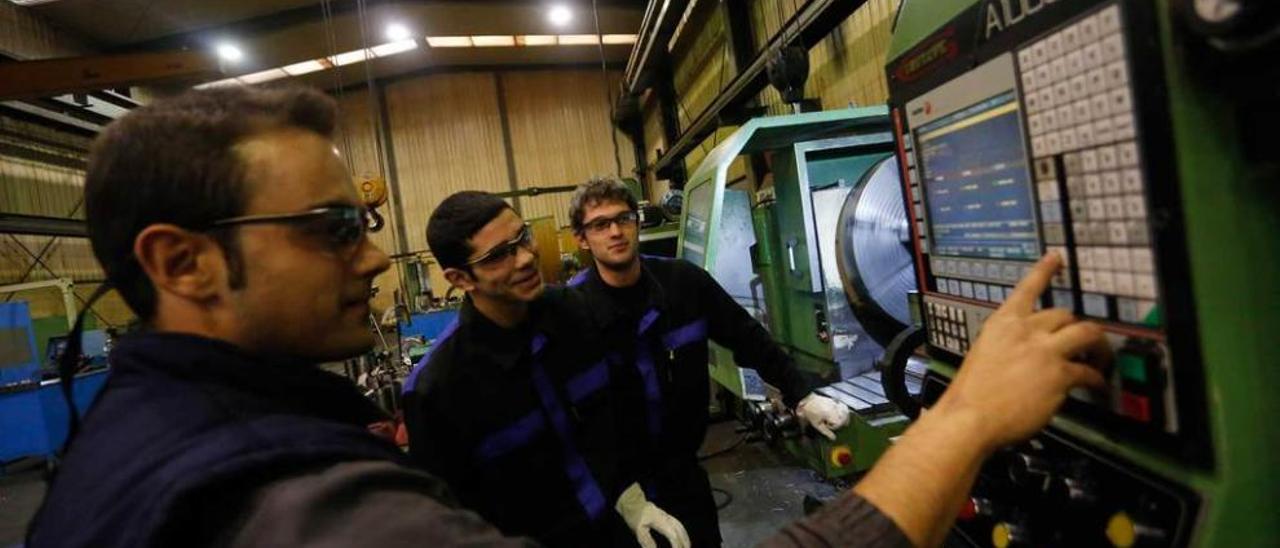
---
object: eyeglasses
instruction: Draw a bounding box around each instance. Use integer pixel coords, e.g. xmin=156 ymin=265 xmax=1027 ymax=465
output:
xmin=208 ymin=205 xmax=372 ymax=251
xmin=465 ymin=224 xmax=535 ymax=267
xmin=580 ymin=211 xmax=639 ymax=234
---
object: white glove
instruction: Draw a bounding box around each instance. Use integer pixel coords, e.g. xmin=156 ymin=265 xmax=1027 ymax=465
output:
xmin=795 ymin=393 xmax=850 ymax=440
xmin=615 ymin=483 xmax=691 ymax=548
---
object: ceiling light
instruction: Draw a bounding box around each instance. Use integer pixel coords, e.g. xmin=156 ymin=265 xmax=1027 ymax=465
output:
xmin=371 ymin=39 xmax=418 ymax=57
xmin=194 ymin=78 xmax=242 ymax=89
xmin=558 ymin=34 xmax=599 ymax=46
xmin=426 ymin=36 xmax=473 ymax=48
xmin=602 ymin=34 xmax=638 ymax=45
xmin=216 ymin=43 xmax=244 ymax=63
xmin=516 ymin=35 xmax=557 ymax=46
xmin=548 ymin=5 xmax=573 ymax=27
xmin=236 ymin=69 xmax=288 ymax=84
xmin=385 ymin=23 xmax=411 ymax=42
xmin=329 ymin=49 xmax=373 ymax=66
xmin=471 ymin=35 xmax=516 ymax=47
xmin=281 ymin=60 xmax=325 ymax=76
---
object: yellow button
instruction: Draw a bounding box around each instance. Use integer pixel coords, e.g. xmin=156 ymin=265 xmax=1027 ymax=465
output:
xmin=992 ymin=522 xmax=1012 ymax=548
xmin=1107 ymin=512 xmax=1136 ymax=547
xmin=829 ymin=446 xmax=853 ymax=467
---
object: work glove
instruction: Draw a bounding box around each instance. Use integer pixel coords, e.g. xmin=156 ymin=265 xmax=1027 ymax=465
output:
xmin=615 ymin=482 xmax=691 ymax=548
xmin=795 ymin=393 xmax=850 ymax=440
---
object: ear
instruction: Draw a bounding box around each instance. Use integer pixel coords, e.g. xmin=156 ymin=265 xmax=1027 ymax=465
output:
xmin=442 ymin=267 xmax=476 ymax=293
xmin=133 ymin=224 xmax=225 ymax=303
xmin=575 ymin=232 xmax=590 ymax=252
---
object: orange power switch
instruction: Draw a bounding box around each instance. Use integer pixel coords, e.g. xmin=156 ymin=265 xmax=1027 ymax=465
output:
xmin=829 ymin=445 xmax=854 ymax=467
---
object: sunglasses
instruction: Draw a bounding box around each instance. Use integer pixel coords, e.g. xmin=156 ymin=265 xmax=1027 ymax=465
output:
xmin=465 ymin=224 xmax=534 ymax=267
xmin=580 ymin=210 xmax=639 ymax=234
xmin=209 ymin=205 xmax=374 ymax=251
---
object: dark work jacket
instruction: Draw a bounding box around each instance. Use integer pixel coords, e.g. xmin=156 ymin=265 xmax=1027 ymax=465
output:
xmin=26 ymin=332 xmax=415 ymax=548
xmin=570 ymin=256 xmax=815 ymax=546
xmin=402 ymin=287 xmax=634 ymax=548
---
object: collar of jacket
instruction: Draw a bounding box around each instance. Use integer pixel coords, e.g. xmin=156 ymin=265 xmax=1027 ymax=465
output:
xmin=576 ymin=258 xmax=668 ymax=331
xmin=111 ymin=331 xmax=388 ymax=428
xmin=454 ymin=294 xmax=548 ymax=371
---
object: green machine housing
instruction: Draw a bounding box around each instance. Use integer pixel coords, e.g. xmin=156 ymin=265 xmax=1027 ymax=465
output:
xmin=677 ymin=108 xmax=922 ymax=478
xmin=885 ymin=0 xmax=1280 ymax=546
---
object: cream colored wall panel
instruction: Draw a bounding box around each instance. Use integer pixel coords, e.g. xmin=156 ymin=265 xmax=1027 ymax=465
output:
xmin=501 ymin=69 xmax=634 ymax=228
xmin=385 ymin=72 xmax=511 ymax=254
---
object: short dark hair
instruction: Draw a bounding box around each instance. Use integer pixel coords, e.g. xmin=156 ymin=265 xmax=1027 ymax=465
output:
xmin=427 ymin=191 xmax=513 ymax=270
xmin=85 ymin=85 xmax=337 ymax=320
xmin=569 ymin=177 xmax=638 ymax=233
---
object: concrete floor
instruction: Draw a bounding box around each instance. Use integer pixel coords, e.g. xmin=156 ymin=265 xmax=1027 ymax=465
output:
xmin=0 ymin=420 xmax=840 ymax=548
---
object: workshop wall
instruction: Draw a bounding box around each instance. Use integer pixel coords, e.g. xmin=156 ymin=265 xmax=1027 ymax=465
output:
xmin=501 ymin=69 xmax=634 ymax=228
xmin=0 ymin=115 xmax=132 ymax=326
xmin=646 ymin=0 xmax=900 ymax=191
xmin=0 ymin=0 xmax=91 ymax=59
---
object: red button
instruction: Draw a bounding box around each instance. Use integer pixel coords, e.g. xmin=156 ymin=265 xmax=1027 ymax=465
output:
xmin=1121 ymin=392 xmax=1151 ymax=422
xmin=838 ymin=452 xmax=853 ymax=466
xmin=958 ymin=498 xmax=978 ymax=521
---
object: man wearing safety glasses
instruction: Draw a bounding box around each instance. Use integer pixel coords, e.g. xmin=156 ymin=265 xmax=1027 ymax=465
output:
xmin=29 ymin=85 xmax=1112 ymax=548
xmin=566 ymin=178 xmax=854 ymax=547
xmin=401 ymin=191 xmax=691 ymax=548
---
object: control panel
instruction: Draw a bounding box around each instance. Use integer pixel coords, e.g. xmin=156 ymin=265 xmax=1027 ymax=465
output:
xmin=919 ymin=375 xmax=1200 ymax=547
xmin=889 ymin=0 xmax=1209 ymax=466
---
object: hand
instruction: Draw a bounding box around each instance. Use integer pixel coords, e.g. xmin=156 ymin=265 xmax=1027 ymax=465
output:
xmin=795 ymin=394 xmax=850 ymax=440
xmin=615 ymin=483 xmax=691 ymax=548
xmin=933 ymin=252 xmax=1112 ymax=452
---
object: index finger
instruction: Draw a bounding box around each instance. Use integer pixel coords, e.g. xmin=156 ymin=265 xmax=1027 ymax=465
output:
xmin=1003 ymin=252 xmax=1063 ymax=314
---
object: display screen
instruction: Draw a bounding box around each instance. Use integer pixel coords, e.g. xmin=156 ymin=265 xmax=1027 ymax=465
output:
xmin=916 ymin=92 xmax=1039 ymax=260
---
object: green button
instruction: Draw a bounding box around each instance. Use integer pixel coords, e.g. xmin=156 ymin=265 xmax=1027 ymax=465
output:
xmin=1118 ymin=353 xmax=1147 ymax=383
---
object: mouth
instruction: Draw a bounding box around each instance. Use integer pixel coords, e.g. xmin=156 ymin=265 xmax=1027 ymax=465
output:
xmin=608 ymin=242 xmax=629 ymax=253
xmin=512 ymin=271 xmax=541 ymax=289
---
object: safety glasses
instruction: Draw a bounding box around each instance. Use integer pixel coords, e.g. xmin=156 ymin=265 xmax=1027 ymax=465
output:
xmin=581 ymin=210 xmax=639 ymax=235
xmin=464 ymin=224 xmax=534 ymax=267
xmin=209 ymin=205 xmax=372 ymax=251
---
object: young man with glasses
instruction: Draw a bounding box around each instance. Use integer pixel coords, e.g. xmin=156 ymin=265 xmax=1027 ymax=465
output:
xmin=401 ymin=191 xmax=690 ymax=548
xmin=567 ymin=178 xmax=855 ymax=547
xmin=29 ymin=85 xmax=1112 ymax=548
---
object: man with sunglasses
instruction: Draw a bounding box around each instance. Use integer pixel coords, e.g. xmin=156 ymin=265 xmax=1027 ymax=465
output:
xmin=401 ymin=191 xmax=690 ymax=548
xmin=28 ymin=85 xmax=1113 ymax=548
xmin=566 ymin=178 xmax=854 ymax=547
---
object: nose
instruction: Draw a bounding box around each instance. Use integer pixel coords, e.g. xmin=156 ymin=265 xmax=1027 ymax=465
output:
xmin=514 ymin=242 xmax=538 ymax=270
xmin=356 ymin=237 xmax=392 ymax=278
xmin=606 ymin=220 xmax=624 ymax=237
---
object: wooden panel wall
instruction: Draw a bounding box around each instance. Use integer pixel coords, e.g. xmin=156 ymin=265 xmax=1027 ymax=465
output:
xmin=333 ymin=88 xmax=407 ymax=314
xmin=0 ymin=1 xmax=90 ymax=59
xmin=501 ymin=69 xmax=633 ymax=228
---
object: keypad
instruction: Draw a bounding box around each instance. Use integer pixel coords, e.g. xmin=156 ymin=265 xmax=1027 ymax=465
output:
xmin=1018 ymin=4 xmax=1159 ymax=325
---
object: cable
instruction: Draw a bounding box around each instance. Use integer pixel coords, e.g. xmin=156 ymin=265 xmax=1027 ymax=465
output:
xmin=320 ymin=0 xmax=356 ymax=174
xmin=592 ymin=0 xmax=624 ymax=177
xmin=697 ymin=434 xmax=749 ymax=461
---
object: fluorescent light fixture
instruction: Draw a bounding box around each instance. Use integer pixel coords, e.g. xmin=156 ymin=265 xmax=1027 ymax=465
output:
xmin=216 ymin=43 xmax=244 ymax=62
xmin=548 ymin=5 xmax=573 ymax=26
xmin=516 ymin=35 xmax=557 ymax=46
xmin=237 ymin=69 xmax=288 ymax=84
xmin=329 ymin=49 xmax=373 ymax=66
xmin=601 ymin=34 xmax=638 ymax=45
xmin=9 ymin=1 xmax=64 ymax=6
xmin=385 ymin=23 xmax=411 ymax=42
xmin=426 ymin=36 xmax=473 ymax=48
xmin=194 ymin=78 xmax=242 ymax=89
xmin=281 ymin=59 xmax=326 ymax=76
xmin=471 ymin=35 xmax=516 ymax=47
xmin=558 ymin=34 xmax=599 ymax=45
xmin=371 ymin=39 xmax=419 ymax=57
